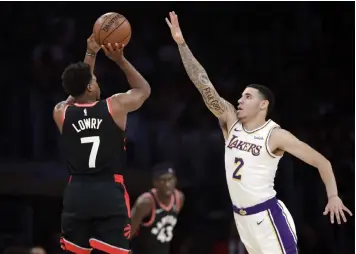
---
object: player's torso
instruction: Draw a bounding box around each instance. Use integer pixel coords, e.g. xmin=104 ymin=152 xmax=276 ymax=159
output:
xmin=224 ymin=119 xmax=282 ymax=208
xmin=133 ymin=189 xmax=179 ymax=254
xmin=61 ymin=100 xmax=126 ymax=175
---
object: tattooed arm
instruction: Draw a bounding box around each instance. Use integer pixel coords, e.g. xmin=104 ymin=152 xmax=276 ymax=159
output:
xmin=177 ymin=43 xmax=236 ymax=120
xmin=166 ymin=12 xmax=237 ymax=132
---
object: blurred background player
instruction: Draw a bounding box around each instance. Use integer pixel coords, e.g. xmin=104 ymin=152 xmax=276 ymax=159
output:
xmin=53 ymin=35 xmax=151 ymax=253
xmin=165 ymin=11 xmax=352 ymax=254
xmin=130 ymin=163 xmax=185 ymax=254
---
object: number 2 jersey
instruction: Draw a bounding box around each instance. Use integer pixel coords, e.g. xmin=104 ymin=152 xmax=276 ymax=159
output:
xmin=131 ymin=189 xmax=182 ymax=254
xmin=225 ymin=119 xmax=283 ymax=208
xmin=61 ymin=99 xmax=126 ymax=176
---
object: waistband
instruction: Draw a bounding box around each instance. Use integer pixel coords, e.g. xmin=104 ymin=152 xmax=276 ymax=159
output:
xmin=68 ymin=174 xmax=124 ymax=183
xmin=233 ymin=197 xmax=277 ymax=216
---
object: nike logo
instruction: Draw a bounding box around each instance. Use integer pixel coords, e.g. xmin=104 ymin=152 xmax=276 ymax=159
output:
xmin=257 ymin=220 xmax=264 ymax=225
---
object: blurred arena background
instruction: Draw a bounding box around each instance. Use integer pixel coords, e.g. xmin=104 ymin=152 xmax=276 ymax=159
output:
xmin=0 ymin=1 xmax=354 ymax=254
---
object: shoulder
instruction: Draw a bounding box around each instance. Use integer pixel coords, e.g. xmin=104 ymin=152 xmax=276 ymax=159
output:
xmin=175 ymin=189 xmax=185 ymax=212
xmin=53 ymin=101 xmax=71 ymax=130
xmin=175 ymin=189 xmax=185 ymax=202
xmin=134 ymin=192 xmax=155 ymax=209
xmin=269 ymin=128 xmax=299 ymax=150
xmin=54 ymin=101 xmax=69 ymax=112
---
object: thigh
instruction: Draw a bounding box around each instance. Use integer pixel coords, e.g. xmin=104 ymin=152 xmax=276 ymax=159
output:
xmin=233 ymin=213 xmax=260 ymax=254
xmin=61 ymin=213 xmax=92 ymax=254
xmin=90 ymin=214 xmax=131 ymax=254
xmin=254 ymin=201 xmax=298 ymax=254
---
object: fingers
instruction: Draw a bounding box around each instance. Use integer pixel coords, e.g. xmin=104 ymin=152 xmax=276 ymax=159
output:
xmin=330 ymin=210 xmax=334 ymax=224
xmin=165 ymin=17 xmax=172 ymax=28
xmin=166 ymin=11 xmax=179 ymax=27
xmin=101 ymin=43 xmax=117 ymax=53
xmin=339 ymin=209 xmax=347 ymax=223
xmin=107 ymin=43 xmax=114 ymax=52
xmin=335 ymin=210 xmax=341 ymax=224
xmin=323 ymin=206 xmax=329 ymax=215
xmin=172 ymin=11 xmax=180 ymax=26
xmin=101 ymin=44 xmax=110 ymax=55
xmin=343 ymin=205 xmax=353 ymax=216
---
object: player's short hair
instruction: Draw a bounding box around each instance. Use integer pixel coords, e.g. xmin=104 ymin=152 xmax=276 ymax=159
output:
xmin=247 ymin=84 xmax=275 ymax=118
xmin=152 ymin=162 xmax=175 ymax=179
xmin=61 ymin=62 xmax=92 ymax=97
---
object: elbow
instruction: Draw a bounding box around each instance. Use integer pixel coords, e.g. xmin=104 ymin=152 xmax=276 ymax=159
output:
xmin=316 ymin=157 xmax=332 ymax=172
xmin=143 ymin=83 xmax=151 ymax=100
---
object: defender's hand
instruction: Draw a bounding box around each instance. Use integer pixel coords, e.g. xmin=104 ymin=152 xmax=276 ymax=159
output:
xmin=87 ymin=33 xmax=101 ymax=54
xmin=165 ymin=11 xmax=185 ymax=45
xmin=323 ymin=196 xmax=352 ymax=224
xmin=101 ymin=43 xmax=125 ymax=62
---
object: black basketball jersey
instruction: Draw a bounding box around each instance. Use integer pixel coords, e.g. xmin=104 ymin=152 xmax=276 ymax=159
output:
xmin=132 ymin=189 xmax=181 ymax=254
xmin=61 ymin=100 xmax=126 ymax=176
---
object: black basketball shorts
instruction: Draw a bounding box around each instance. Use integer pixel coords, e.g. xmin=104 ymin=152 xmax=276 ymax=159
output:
xmin=60 ymin=174 xmax=131 ymax=254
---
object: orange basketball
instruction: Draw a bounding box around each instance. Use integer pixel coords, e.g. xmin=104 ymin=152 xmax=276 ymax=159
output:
xmin=93 ymin=12 xmax=131 ymax=46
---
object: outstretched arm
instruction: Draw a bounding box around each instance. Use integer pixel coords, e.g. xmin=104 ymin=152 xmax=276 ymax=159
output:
xmin=166 ymin=12 xmax=236 ymax=125
xmin=177 ymin=43 xmax=235 ymax=119
xmin=270 ymin=128 xmax=353 ymax=224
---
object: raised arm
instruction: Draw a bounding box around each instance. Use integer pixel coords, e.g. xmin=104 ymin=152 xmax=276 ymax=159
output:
xmin=270 ymin=128 xmax=353 ymax=224
xmin=165 ymin=12 xmax=237 ymax=126
xmin=84 ymin=33 xmax=101 ymax=74
xmin=102 ymin=43 xmax=151 ymax=113
xmin=53 ymin=34 xmax=101 ymax=132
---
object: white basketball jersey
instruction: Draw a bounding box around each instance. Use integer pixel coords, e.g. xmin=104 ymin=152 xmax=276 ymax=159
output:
xmin=225 ymin=119 xmax=282 ymax=208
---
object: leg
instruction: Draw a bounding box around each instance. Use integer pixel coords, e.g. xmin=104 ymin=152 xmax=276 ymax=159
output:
xmin=61 ymin=213 xmax=92 ymax=254
xmin=90 ymin=215 xmax=130 ymax=254
xmin=233 ymin=213 xmax=260 ymax=254
xmin=255 ymin=200 xmax=298 ymax=254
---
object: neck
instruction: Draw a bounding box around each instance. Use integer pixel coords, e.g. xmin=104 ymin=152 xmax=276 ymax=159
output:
xmin=74 ymin=95 xmax=96 ymax=104
xmin=241 ymin=116 xmax=267 ymax=131
xmin=155 ymin=190 xmax=171 ymax=205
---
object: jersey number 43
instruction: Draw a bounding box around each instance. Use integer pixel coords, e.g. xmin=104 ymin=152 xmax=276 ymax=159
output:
xmin=81 ymin=136 xmax=100 ymax=168
xmin=232 ymin=157 xmax=244 ymax=181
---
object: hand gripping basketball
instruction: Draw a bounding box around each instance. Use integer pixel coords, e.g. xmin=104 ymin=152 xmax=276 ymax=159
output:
xmin=87 ymin=33 xmax=101 ymax=54
xmin=165 ymin=11 xmax=185 ymax=45
xmin=101 ymin=43 xmax=125 ymax=62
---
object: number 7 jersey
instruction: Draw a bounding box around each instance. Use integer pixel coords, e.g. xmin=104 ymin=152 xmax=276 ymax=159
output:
xmin=224 ymin=119 xmax=282 ymax=208
xmin=60 ymin=99 xmax=126 ymax=175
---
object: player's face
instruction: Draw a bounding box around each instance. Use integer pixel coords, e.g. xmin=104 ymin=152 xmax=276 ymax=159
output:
xmin=153 ymin=173 xmax=176 ymax=197
xmin=89 ymin=75 xmax=101 ymax=100
xmin=237 ymin=87 xmax=266 ymax=120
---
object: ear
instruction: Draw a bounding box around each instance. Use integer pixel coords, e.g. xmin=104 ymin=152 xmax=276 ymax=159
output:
xmin=260 ymin=100 xmax=269 ymax=110
xmin=87 ymin=83 xmax=93 ymax=92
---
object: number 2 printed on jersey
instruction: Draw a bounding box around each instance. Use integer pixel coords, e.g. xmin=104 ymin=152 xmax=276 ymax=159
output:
xmin=232 ymin=157 xmax=244 ymax=181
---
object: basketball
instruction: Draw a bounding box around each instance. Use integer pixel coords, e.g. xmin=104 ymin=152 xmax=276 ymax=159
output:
xmin=93 ymin=12 xmax=131 ymax=46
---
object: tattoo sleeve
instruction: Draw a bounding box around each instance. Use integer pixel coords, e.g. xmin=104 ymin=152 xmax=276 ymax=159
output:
xmin=178 ymin=42 xmax=233 ymax=118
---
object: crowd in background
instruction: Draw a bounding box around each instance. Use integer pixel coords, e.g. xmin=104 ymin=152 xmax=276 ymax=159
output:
xmin=0 ymin=2 xmax=354 ymax=254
